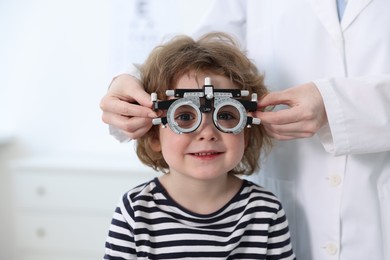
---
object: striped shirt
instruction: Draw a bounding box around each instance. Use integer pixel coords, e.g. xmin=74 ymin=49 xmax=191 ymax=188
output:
xmin=104 ymin=178 xmax=295 ymax=260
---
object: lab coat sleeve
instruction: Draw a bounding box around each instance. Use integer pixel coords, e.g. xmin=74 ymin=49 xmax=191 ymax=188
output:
xmin=315 ymin=74 xmax=390 ymax=156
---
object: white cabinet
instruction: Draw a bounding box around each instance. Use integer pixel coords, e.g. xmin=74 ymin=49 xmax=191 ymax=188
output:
xmin=10 ymin=155 xmax=159 ymax=260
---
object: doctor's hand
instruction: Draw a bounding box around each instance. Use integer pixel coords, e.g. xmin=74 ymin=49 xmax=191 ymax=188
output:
xmin=100 ymin=74 xmax=156 ymax=140
xmin=256 ymin=82 xmax=328 ymax=140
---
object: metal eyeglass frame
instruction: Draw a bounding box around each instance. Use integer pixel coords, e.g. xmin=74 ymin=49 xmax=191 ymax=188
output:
xmin=151 ymin=77 xmax=261 ymax=134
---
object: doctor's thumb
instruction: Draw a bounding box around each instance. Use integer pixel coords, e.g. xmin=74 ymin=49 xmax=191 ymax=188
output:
xmin=258 ymin=91 xmax=288 ymax=111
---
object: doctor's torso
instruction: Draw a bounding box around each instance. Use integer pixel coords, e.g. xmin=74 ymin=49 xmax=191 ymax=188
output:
xmin=196 ymin=0 xmax=390 ymax=259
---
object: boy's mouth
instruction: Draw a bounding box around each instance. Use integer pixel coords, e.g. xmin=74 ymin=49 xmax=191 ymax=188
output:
xmin=193 ymin=152 xmax=221 ymax=156
xmin=189 ymin=151 xmax=224 ymax=159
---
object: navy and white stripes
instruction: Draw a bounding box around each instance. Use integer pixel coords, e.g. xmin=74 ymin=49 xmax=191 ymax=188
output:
xmin=104 ymin=178 xmax=295 ymax=259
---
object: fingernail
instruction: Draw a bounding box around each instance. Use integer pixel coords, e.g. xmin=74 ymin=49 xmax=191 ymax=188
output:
xmin=264 ymin=105 xmax=275 ymax=112
xmin=148 ymin=112 xmax=157 ymax=118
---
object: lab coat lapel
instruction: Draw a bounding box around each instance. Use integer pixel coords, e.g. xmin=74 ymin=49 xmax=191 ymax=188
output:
xmin=341 ymin=0 xmax=373 ymax=31
xmin=305 ymin=0 xmax=343 ymax=48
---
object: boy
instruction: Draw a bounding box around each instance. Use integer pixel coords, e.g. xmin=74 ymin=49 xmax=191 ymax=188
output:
xmin=103 ymin=32 xmax=295 ymax=259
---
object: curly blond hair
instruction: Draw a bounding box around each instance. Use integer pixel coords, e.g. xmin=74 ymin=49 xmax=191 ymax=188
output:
xmin=136 ymin=32 xmax=272 ymax=175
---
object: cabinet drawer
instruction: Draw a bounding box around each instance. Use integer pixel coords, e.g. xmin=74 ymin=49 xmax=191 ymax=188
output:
xmin=15 ymin=213 xmax=110 ymax=255
xmin=12 ymin=170 xmax=159 ymax=212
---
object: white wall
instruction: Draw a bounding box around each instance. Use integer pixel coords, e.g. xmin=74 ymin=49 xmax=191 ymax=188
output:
xmin=0 ymin=0 xmax=210 ymax=259
xmin=0 ymin=0 xmax=210 ymax=158
xmin=0 ymin=0 xmax=114 ymax=157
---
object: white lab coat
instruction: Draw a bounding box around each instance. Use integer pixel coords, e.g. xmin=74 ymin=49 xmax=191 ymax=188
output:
xmin=192 ymin=0 xmax=390 ymax=259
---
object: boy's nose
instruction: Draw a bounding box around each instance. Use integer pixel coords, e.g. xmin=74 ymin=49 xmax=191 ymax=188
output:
xmin=195 ymin=113 xmax=219 ymax=141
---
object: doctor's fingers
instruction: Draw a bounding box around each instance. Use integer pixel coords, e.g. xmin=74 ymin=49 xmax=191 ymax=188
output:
xmin=257 ymin=103 xmax=323 ymax=126
xmin=102 ymin=112 xmax=153 ymax=139
xmin=261 ymin=120 xmax=318 ymax=140
xmin=258 ymin=90 xmax=290 ymax=108
xmin=259 ymin=82 xmax=322 ymax=109
xmin=257 ymin=109 xmax=324 ymax=138
xmin=100 ymin=97 xmax=157 ymax=118
xmin=108 ymin=74 xmax=153 ymax=106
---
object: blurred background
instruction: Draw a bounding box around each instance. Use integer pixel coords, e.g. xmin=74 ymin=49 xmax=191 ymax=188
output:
xmin=0 ymin=0 xmax=209 ymax=259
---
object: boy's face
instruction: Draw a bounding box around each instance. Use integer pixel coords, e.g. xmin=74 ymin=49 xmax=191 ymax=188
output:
xmin=149 ymin=71 xmax=245 ymax=181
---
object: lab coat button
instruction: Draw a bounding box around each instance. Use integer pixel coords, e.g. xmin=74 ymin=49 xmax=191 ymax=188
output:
xmin=328 ymin=174 xmax=342 ymax=187
xmin=325 ymin=243 xmax=338 ymax=255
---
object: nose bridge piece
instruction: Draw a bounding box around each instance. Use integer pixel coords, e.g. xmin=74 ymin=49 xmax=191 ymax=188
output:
xmin=197 ymin=112 xmax=213 ymax=130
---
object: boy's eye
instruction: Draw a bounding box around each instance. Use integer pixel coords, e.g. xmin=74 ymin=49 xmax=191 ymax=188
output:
xmin=215 ymin=105 xmax=241 ymax=129
xmin=217 ymin=112 xmax=235 ymax=120
xmin=175 ymin=113 xmax=195 ymax=121
xmin=173 ymin=104 xmax=199 ymax=130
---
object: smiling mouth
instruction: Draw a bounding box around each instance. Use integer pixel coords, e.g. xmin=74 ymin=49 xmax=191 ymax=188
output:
xmin=191 ymin=152 xmax=223 ymax=157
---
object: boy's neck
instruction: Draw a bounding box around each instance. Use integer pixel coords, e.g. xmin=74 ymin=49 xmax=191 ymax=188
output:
xmin=158 ymin=173 xmax=243 ymax=215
